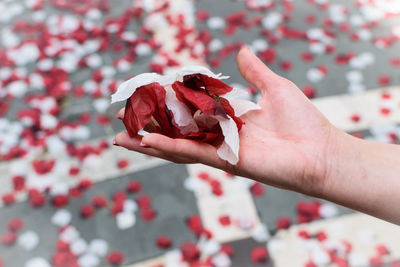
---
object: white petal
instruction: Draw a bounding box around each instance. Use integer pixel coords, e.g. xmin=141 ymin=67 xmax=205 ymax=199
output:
xmin=52 ymin=209 xmax=72 ymax=227
xmin=78 ymin=253 xmax=100 ymax=267
xmin=172 ymin=65 xmax=229 ymax=82
xmin=217 ymin=116 xmax=239 ymax=165
xmin=318 ymin=203 xmax=338 ymax=218
xmin=165 ymin=86 xmax=199 ymax=135
xmin=200 ymin=239 xmax=221 ymax=256
xmin=18 ymin=231 xmax=40 ymax=251
xmin=111 ymin=72 xmax=165 ymax=103
xmin=111 ymin=66 xmax=229 ymax=104
xmin=251 ymin=224 xmax=270 ymax=242
xmin=71 ymin=238 xmax=88 ymax=256
xmin=89 ymin=239 xmax=108 ymax=257
xmin=25 ymin=258 xmax=51 ymax=267
xmin=60 ymin=226 xmax=80 ymax=243
xmin=230 ymin=99 xmax=261 ymax=117
xmin=116 ymin=212 xmax=136 ymax=229
xmin=222 ymin=85 xmax=251 ymax=100
xmin=311 ymin=247 xmax=331 ymax=266
xmin=212 ymin=252 xmax=231 ymax=267
xmin=123 ymin=199 xmax=138 ymax=213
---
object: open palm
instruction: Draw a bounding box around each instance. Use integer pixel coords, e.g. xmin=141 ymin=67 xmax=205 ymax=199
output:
xmin=115 ymin=48 xmax=340 ymax=196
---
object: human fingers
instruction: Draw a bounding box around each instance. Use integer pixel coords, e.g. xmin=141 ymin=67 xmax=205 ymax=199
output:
xmin=114 ymin=132 xmax=195 ymax=164
xmin=236 ymin=47 xmax=284 ymax=95
xmin=141 ymin=133 xmax=231 ymax=170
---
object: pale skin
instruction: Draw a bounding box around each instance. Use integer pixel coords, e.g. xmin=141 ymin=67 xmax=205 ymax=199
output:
xmin=114 ymin=47 xmax=400 ymax=225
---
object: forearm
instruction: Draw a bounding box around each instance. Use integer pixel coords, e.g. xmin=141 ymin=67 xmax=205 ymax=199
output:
xmin=322 ymin=131 xmax=400 ymax=225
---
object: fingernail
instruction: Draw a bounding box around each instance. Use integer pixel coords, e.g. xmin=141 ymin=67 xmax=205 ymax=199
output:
xmin=112 ymin=138 xmax=119 ymax=146
xmin=139 ymin=141 xmax=150 ymax=148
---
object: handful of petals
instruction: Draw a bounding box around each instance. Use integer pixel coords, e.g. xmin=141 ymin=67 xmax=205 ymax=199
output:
xmin=111 ymin=66 xmax=260 ymax=165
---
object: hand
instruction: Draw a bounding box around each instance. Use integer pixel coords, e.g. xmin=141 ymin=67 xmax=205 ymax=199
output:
xmin=114 ymin=47 xmax=344 ymax=197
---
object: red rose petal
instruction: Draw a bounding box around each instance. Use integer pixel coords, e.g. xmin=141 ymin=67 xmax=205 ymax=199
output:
xmin=219 ymin=97 xmax=244 ymax=131
xmin=2 ymin=193 xmax=16 ymax=205
xmin=250 ymin=247 xmax=269 ymax=263
xmin=156 ymin=235 xmax=172 ymax=249
xmin=376 ymin=244 xmax=390 ymax=255
xmin=184 ymin=74 xmax=234 ymax=96
xmin=32 ymin=159 xmax=55 ymax=175
xmin=369 ymin=256 xmax=383 ymax=266
xmin=126 ymin=181 xmax=142 ymax=194
xmin=140 ymin=208 xmax=157 ymax=222
xmin=181 ymin=242 xmax=200 ymax=262
xmin=12 ymin=175 xmax=25 ymax=191
xmin=136 ymin=194 xmax=151 ymax=209
xmin=7 ymin=218 xmax=24 ymax=231
xmin=250 ymin=182 xmax=265 ymax=197
xmin=197 ymin=10 xmax=210 ymax=22
xmin=380 ymin=107 xmax=391 ymax=116
xmin=390 ymin=57 xmax=400 ymax=67
xmin=187 ymin=215 xmax=204 ymax=236
xmin=29 ymin=191 xmax=46 ymax=207
xmin=305 ymin=261 xmax=317 ymax=267
xmin=298 ymin=230 xmax=311 ymax=239
xmin=184 ymin=131 xmax=220 ymax=143
xmin=350 ymin=114 xmax=361 ymax=123
xmin=69 ymin=166 xmax=80 ymax=176
xmin=301 ymin=52 xmax=314 ymax=62
xmin=280 ymin=60 xmax=293 ymax=71
xmin=80 ymin=204 xmax=95 ymax=219
xmin=276 ymin=216 xmax=292 ymax=230
xmin=259 ymin=48 xmax=276 ymax=64
xmin=316 ymin=231 xmax=328 ymax=241
xmin=117 ymin=159 xmax=129 ymax=169
xmin=92 ymin=195 xmax=108 ymax=209
xmin=78 ymin=179 xmax=93 ymax=191
xmin=69 ymin=187 xmax=83 ymax=198
xmin=220 ymin=244 xmax=234 ymax=257
xmin=123 ymin=83 xmax=175 ymax=137
xmin=218 ymin=215 xmax=231 ymax=226
xmin=0 ymin=100 xmax=9 ymax=117
xmin=378 ymin=75 xmax=391 ymax=86
xmin=107 ymin=251 xmax=124 ymax=265
xmin=52 ymin=194 xmax=69 ymax=208
xmin=1 ymin=232 xmax=17 ymax=245
xmin=172 ymin=81 xmax=227 ymax=118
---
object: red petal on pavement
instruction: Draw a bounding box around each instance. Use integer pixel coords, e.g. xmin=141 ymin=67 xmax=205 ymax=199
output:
xmin=250 ymin=247 xmax=269 ymax=263
xmin=80 ymin=204 xmax=95 ymax=219
xmin=181 ymin=242 xmax=200 ymax=262
xmin=218 ymin=215 xmax=231 ymax=226
xmin=7 ymin=218 xmax=24 ymax=231
xmin=156 ymin=235 xmax=172 ymax=249
xmin=140 ymin=208 xmax=157 ymax=222
xmin=107 ymin=251 xmax=124 ymax=265
xmin=126 ymin=181 xmax=142 ymax=194
xmin=92 ymin=195 xmax=108 ymax=209
xmin=1 ymin=232 xmax=17 ymax=246
xmin=276 ymin=216 xmax=292 ymax=230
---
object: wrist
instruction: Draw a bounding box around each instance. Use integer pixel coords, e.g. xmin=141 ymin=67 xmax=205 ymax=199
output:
xmin=317 ymin=127 xmax=363 ymax=201
xmin=313 ymin=127 xmax=358 ymax=199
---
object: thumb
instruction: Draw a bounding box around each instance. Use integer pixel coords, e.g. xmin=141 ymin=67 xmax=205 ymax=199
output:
xmin=236 ymin=47 xmax=284 ymax=95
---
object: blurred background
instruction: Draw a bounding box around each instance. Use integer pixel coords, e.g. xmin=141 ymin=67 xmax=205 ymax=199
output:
xmin=1 ymin=0 xmax=400 ymax=266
